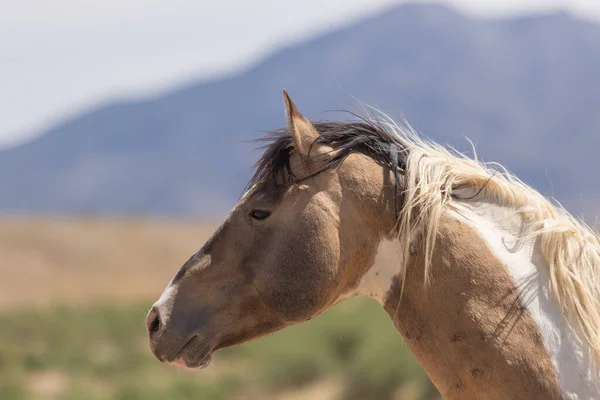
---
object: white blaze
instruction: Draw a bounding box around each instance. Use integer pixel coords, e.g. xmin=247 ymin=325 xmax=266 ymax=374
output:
xmin=152 ymin=283 xmax=178 ymax=326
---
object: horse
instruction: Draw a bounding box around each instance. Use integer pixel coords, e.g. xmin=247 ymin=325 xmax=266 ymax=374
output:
xmin=145 ymin=90 xmax=600 ymax=399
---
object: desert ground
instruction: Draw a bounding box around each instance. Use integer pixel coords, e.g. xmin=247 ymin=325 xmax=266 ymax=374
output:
xmin=0 ymin=217 xmax=437 ymax=400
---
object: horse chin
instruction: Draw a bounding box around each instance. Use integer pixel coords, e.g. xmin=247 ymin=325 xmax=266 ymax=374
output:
xmin=172 ymin=352 xmax=213 ymax=370
xmin=168 ymin=336 xmax=214 ymax=370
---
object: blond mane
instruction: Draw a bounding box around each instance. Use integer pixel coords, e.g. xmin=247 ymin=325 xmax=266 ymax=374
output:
xmin=253 ymin=105 xmax=600 ymax=367
xmin=378 ymin=116 xmax=600 ymax=367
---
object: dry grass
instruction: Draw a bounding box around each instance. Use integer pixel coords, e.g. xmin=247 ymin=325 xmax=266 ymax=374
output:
xmin=0 ymin=216 xmax=217 ymax=310
xmin=0 ymin=216 xmax=437 ymax=399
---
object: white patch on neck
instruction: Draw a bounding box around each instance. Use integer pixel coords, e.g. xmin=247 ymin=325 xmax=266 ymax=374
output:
xmin=450 ymin=200 xmax=598 ymax=398
xmin=355 ymin=237 xmax=403 ymax=305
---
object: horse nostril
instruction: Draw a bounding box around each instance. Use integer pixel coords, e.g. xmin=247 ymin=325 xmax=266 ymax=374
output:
xmin=146 ymin=307 xmax=161 ymax=339
xmin=150 ymin=314 xmax=160 ymax=334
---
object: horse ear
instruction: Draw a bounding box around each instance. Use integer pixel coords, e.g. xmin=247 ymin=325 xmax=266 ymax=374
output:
xmin=282 ymin=89 xmax=322 ymax=158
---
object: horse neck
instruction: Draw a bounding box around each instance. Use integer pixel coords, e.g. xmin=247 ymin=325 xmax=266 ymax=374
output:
xmin=355 ymin=199 xmax=597 ymax=399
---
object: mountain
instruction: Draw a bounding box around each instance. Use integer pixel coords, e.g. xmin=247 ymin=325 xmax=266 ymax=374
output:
xmin=2 ymin=3 xmax=600 ymax=219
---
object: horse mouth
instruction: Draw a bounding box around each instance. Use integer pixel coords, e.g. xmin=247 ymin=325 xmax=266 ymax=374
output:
xmin=171 ymin=336 xmax=213 ymax=369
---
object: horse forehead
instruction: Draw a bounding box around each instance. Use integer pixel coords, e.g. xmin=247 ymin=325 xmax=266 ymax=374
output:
xmin=240 ymin=184 xmax=258 ymax=201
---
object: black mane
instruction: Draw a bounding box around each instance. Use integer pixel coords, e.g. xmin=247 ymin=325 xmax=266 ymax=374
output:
xmin=248 ymin=118 xmax=411 ymax=213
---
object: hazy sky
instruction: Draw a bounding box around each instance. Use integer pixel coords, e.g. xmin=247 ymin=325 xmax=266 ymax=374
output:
xmin=1 ymin=0 xmax=598 ymax=148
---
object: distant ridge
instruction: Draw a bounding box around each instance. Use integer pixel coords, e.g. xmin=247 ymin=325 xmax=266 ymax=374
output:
xmin=1 ymin=3 xmax=599 ymax=219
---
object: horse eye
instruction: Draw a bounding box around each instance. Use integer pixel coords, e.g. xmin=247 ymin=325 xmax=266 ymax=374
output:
xmin=250 ymin=209 xmax=271 ymax=220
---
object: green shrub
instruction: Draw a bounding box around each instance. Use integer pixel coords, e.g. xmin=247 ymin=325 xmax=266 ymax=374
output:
xmin=0 ymin=298 xmax=434 ymax=399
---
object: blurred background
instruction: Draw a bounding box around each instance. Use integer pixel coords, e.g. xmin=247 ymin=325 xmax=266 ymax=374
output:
xmin=1 ymin=1 xmax=600 ymax=399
